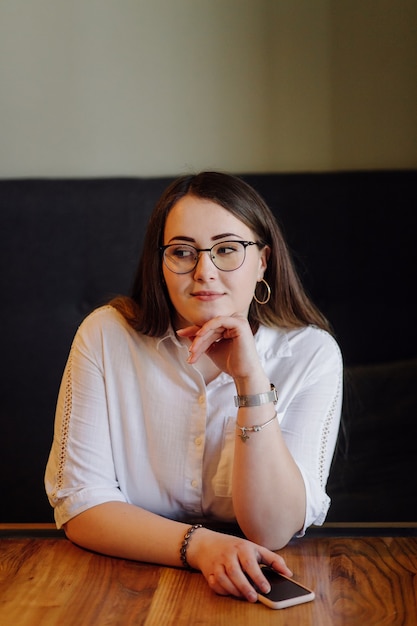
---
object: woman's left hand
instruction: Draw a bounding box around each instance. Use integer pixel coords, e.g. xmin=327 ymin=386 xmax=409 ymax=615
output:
xmin=177 ymin=315 xmax=264 ymax=382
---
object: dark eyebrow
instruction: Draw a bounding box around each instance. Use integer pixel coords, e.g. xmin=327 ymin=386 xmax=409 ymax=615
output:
xmin=212 ymin=233 xmax=242 ymax=241
xmin=167 ymin=233 xmax=243 ymax=244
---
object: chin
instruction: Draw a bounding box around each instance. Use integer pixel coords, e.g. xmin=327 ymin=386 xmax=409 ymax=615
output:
xmin=189 ymin=308 xmax=238 ymax=328
xmin=175 ymin=301 xmax=245 ymax=329
xmin=175 ymin=310 xmax=217 ymax=329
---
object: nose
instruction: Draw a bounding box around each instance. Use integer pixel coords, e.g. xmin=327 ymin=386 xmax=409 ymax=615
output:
xmin=192 ymin=250 xmax=217 ymax=280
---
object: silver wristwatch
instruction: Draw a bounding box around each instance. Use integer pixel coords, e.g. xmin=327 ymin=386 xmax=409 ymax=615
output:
xmin=234 ymin=383 xmax=278 ymax=408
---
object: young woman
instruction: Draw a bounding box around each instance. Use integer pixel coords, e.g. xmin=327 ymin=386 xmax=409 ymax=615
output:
xmin=45 ymin=172 xmax=342 ymax=603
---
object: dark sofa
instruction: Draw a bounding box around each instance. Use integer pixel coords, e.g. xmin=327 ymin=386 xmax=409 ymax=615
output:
xmin=1 ymin=171 xmax=416 ymax=526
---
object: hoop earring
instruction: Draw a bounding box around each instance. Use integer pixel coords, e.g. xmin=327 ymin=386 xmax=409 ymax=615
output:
xmin=253 ymin=278 xmax=271 ymax=305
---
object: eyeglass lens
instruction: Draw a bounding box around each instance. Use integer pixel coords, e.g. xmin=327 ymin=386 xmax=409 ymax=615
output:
xmin=163 ymin=241 xmax=249 ymax=273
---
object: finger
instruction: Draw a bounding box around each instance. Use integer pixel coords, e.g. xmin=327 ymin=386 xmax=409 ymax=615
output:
xmin=176 ymin=325 xmax=201 ymax=339
xmin=264 ymin=552 xmax=293 ymax=577
xmin=180 ymin=316 xmax=249 ymax=355
xmin=194 ymin=314 xmax=248 ymax=340
xmin=236 ymin=557 xmax=272 ymax=597
xmin=207 ymin=570 xmax=249 ymax=601
xmin=222 ymin=562 xmax=260 ymax=603
xmin=188 ymin=330 xmax=226 ymax=362
xmin=176 ymin=325 xmax=218 ymax=363
xmin=207 ymin=573 xmax=230 ymax=597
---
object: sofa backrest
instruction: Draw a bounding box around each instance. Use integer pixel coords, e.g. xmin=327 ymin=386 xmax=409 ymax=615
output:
xmin=1 ymin=171 xmax=416 ymax=524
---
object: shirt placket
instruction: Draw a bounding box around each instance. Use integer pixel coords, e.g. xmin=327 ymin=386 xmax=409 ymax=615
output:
xmin=183 ymin=388 xmax=207 ymax=517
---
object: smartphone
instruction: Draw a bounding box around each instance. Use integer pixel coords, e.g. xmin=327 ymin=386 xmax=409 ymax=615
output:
xmin=250 ymin=566 xmax=315 ymax=609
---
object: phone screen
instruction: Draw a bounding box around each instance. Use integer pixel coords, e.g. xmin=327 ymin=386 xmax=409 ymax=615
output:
xmin=247 ymin=567 xmax=315 ymax=609
xmin=261 ymin=568 xmax=312 ymax=601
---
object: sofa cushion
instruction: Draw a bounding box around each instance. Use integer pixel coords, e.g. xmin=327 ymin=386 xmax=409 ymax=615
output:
xmin=327 ymin=358 xmax=417 ymax=522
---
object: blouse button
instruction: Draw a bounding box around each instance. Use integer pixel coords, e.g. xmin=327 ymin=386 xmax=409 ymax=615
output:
xmin=191 ymin=479 xmax=198 ymax=488
xmin=195 ymin=437 xmax=202 ymax=446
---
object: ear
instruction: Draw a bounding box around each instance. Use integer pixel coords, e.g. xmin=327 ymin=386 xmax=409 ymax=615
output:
xmin=257 ymin=245 xmax=270 ymax=280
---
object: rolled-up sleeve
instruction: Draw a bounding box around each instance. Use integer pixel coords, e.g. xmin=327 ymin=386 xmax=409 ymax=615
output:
xmin=276 ymin=328 xmax=343 ymax=534
xmin=45 ymin=316 xmax=127 ymax=528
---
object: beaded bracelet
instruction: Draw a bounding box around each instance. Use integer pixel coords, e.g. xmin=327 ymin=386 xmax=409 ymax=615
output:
xmin=180 ymin=524 xmax=203 ymax=569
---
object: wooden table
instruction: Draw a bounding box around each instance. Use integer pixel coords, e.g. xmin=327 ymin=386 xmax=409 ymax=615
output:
xmin=1 ymin=524 xmax=416 ymax=625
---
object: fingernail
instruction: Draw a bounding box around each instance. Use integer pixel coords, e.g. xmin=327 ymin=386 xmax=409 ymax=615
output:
xmin=248 ymin=591 xmax=257 ymax=602
xmin=261 ymin=582 xmax=271 ymax=594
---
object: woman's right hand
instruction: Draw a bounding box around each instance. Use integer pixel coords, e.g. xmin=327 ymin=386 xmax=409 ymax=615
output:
xmin=186 ymin=527 xmax=293 ymax=603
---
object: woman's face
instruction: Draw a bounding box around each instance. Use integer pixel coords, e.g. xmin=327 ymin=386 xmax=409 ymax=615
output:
xmin=162 ymin=194 xmax=269 ymax=329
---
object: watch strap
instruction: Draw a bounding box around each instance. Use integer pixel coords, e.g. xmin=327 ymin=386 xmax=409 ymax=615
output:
xmin=234 ymin=383 xmax=278 ymax=408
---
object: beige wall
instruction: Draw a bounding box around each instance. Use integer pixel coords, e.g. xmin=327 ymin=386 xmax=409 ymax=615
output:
xmin=329 ymin=1 xmax=417 ymax=170
xmin=0 ymin=0 xmax=416 ymax=177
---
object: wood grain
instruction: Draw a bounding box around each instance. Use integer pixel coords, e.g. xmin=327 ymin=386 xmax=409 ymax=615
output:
xmin=1 ymin=535 xmax=416 ymax=625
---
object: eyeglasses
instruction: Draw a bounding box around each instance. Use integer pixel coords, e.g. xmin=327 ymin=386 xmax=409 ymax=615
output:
xmin=160 ymin=240 xmax=259 ymax=274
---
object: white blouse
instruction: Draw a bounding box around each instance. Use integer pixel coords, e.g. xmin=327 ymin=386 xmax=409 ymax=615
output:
xmin=45 ymin=306 xmax=343 ymax=535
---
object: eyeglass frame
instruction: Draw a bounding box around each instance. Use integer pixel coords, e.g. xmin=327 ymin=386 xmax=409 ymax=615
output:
xmin=159 ymin=240 xmax=260 ymax=274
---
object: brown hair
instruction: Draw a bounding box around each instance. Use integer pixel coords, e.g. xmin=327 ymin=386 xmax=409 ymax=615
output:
xmin=110 ymin=171 xmax=332 ymax=336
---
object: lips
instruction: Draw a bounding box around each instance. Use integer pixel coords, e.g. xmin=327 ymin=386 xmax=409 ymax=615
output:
xmin=191 ymin=291 xmax=224 ymax=301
